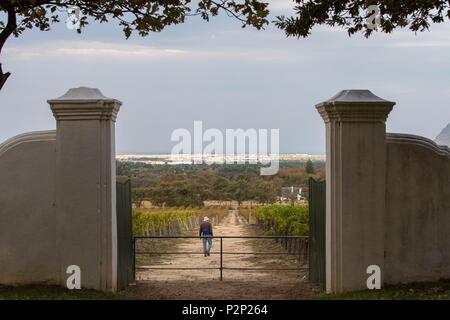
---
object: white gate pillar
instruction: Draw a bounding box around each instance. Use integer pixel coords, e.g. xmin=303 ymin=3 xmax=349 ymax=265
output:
xmin=316 ymin=90 xmax=395 ymax=293
xmin=48 ymin=87 xmax=121 ymax=292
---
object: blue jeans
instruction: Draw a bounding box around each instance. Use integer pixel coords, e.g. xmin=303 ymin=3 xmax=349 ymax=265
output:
xmin=202 ymin=235 xmax=212 ymax=255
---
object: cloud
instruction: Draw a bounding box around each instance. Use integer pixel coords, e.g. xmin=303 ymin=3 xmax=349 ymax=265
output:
xmin=5 ymin=41 xmax=187 ymax=60
xmin=381 ymin=22 xmax=450 ymax=48
xmin=390 ymin=41 xmax=450 ymax=48
xmin=4 ymin=39 xmax=305 ymax=62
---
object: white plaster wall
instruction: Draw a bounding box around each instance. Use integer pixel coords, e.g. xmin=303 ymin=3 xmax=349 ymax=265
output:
xmin=385 ymin=134 xmax=450 ymax=284
xmin=0 ymin=131 xmax=58 ymax=285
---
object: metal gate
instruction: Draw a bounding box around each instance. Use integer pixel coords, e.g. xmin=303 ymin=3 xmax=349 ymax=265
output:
xmin=134 ymin=236 xmax=309 ymax=281
xmin=116 ymin=179 xmax=134 ymax=289
xmin=308 ymin=178 xmax=326 ymax=289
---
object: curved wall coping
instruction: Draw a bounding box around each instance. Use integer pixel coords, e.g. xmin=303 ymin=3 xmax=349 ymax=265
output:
xmin=0 ymin=130 xmax=56 ymax=157
xmin=387 ymin=133 xmax=450 ymax=158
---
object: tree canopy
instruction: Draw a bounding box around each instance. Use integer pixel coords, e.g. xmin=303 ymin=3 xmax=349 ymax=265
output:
xmin=275 ymin=0 xmax=450 ymax=38
xmin=305 ymin=159 xmax=315 ymax=175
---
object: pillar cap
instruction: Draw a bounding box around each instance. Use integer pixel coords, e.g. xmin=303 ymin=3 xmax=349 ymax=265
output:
xmin=316 ymin=90 xmax=395 ymax=123
xmin=48 ymin=87 xmax=122 ymax=121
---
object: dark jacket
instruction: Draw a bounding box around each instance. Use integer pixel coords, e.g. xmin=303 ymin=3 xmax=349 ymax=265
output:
xmin=199 ymin=221 xmax=213 ymax=236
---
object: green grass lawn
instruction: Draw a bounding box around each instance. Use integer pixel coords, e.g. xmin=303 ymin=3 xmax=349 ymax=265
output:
xmin=314 ymin=280 xmax=450 ymax=300
xmin=0 ymin=285 xmax=125 ymax=300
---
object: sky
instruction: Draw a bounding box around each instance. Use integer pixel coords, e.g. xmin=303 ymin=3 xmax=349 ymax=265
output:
xmin=1 ymin=0 xmax=450 ymax=154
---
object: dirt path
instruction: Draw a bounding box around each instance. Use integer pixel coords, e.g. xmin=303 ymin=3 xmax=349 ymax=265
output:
xmin=126 ymin=209 xmax=318 ymax=299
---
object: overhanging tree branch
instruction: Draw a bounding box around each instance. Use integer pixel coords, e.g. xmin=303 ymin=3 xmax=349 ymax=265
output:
xmin=0 ymin=6 xmax=17 ymax=54
xmin=0 ymin=5 xmax=17 ymax=91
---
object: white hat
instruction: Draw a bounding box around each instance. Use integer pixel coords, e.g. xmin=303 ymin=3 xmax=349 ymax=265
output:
xmin=203 ymin=216 xmax=210 ymax=222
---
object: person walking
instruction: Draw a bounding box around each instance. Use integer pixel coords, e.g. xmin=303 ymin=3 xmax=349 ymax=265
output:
xmin=199 ymin=216 xmax=213 ymax=257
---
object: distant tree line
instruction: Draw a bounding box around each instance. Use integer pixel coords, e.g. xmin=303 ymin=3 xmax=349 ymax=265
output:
xmin=117 ymin=161 xmax=325 ymax=208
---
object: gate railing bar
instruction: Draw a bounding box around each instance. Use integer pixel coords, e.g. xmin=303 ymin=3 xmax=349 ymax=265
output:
xmin=134 ymin=236 xmax=307 ymax=239
xmin=220 ymin=237 xmax=223 ymax=281
xmin=135 ymin=252 xmax=304 ymax=255
xmin=136 ymin=267 xmax=307 ymax=271
xmin=220 ymin=267 xmax=308 ymax=271
xmin=133 ymin=237 xmax=136 ymax=281
xmin=137 ymin=267 xmax=219 ymax=270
